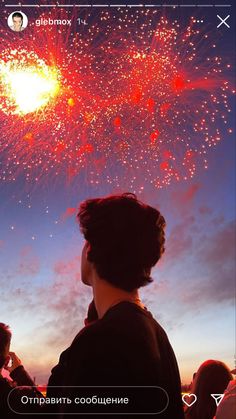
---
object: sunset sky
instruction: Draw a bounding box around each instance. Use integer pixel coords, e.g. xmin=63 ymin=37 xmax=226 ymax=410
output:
xmin=0 ymin=1 xmax=235 ymax=385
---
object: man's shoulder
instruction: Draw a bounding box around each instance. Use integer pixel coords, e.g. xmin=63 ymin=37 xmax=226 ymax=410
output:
xmin=71 ymin=319 xmax=110 ymax=345
xmin=70 ymin=303 xmax=170 ymax=350
xmin=104 ymin=302 xmax=169 ymax=336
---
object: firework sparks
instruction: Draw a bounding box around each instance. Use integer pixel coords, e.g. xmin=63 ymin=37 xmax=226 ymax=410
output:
xmin=0 ymin=50 xmax=60 ymax=114
xmin=0 ymin=9 xmax=233 ymax=190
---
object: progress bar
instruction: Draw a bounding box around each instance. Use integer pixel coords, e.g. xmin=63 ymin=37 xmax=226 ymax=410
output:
xmin=3 ymin=4 xmax=233 ymax=8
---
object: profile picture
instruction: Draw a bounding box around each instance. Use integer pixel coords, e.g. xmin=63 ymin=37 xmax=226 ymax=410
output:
xmin=8 ymin=11 xmax=28 ymax=32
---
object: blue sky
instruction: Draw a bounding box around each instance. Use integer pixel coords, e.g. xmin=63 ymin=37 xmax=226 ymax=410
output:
xmin=1 ymin=134 xmax=235 ymax=384
xmin=0 ymin=2 xmax=235 ymax=385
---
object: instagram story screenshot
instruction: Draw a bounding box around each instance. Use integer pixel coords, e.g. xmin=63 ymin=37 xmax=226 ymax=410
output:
xmin=0 ymin=0 xmax=235 ymax=418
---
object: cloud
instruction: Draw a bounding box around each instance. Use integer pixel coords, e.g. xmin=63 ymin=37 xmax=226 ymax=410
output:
xmin=60 ymin=207 xmax=77 ymax=222
xmin=144 ymin=215 xmax=236 ymax=323
xmin=0 ymin=251 xmax=92 ymax=385
xmin=165 ymin=216 xmax=195 ymax=260
xmin=170 ymin=183 xmax=201 ymax=214
xmin=179 ymin=219 xmax=236 ymax=306
xmin=16 ymin=245 xmax=40 ymax=277
xmin=181 ymin=184 xmax=201 ymax=203
xmin=198 ymin=206 xmax=213 ymax=216
xmin=54 ymin=255 xmax=80 ymax=278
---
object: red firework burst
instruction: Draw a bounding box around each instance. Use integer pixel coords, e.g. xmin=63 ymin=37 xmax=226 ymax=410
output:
xmin=0 ymin=8 xmax=234 ymax=190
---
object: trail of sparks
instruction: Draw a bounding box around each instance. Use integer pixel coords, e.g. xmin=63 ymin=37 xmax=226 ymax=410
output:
xmin=0 ymin=9 xmax=234 ymax=190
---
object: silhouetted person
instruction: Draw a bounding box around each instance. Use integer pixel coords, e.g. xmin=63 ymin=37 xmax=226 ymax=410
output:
xmin=184 ymin=360 xmax=233 ymax=419
xmin=0 ymin=323 xmax=43 ymax=417
xmin=47 ymin=193 xmax=184 ymax=418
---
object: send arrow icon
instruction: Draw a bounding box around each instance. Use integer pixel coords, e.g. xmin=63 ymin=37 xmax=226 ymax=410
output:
xmin=211 ymin=394 xmax=224 ymax=407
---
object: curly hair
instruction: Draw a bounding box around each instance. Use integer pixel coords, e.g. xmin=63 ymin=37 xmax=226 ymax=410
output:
xmin=78 ymin=193 xmax=166 ymax=292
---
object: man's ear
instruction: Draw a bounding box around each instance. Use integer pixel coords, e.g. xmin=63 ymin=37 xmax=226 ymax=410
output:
xmin=85 ymin=241 xmax=92 ymax=261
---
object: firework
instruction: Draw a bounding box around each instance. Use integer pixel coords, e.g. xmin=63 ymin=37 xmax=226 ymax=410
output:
xmin=0 ymin=8 xmax=233 ymax=189
xmin=1 ymin=49 xmax=60 ymax=116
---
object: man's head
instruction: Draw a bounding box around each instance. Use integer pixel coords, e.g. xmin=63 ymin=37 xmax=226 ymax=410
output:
xmin=78 ymin=193 xmax=166 ymax=292
xmin=12 ymin=12 xmax=23 ymax=30
xmin=0 ymin=323 xmax=11 ymax=370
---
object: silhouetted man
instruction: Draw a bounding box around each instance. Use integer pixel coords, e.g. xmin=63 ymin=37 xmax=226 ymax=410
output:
xmin=47 ymin=193 xmax=184 ymax=418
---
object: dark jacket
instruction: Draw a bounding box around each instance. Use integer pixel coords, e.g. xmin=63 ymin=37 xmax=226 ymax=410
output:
xmin=47 ymin=301 xmax=184 ymax=418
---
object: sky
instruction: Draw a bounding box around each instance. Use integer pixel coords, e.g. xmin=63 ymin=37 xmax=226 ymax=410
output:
xmin=0 ymin=1 xmax=235 ymax=385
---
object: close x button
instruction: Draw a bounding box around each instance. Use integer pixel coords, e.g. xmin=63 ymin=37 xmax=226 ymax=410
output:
xmin=217 ymin=15 xmax=230 ymax=29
